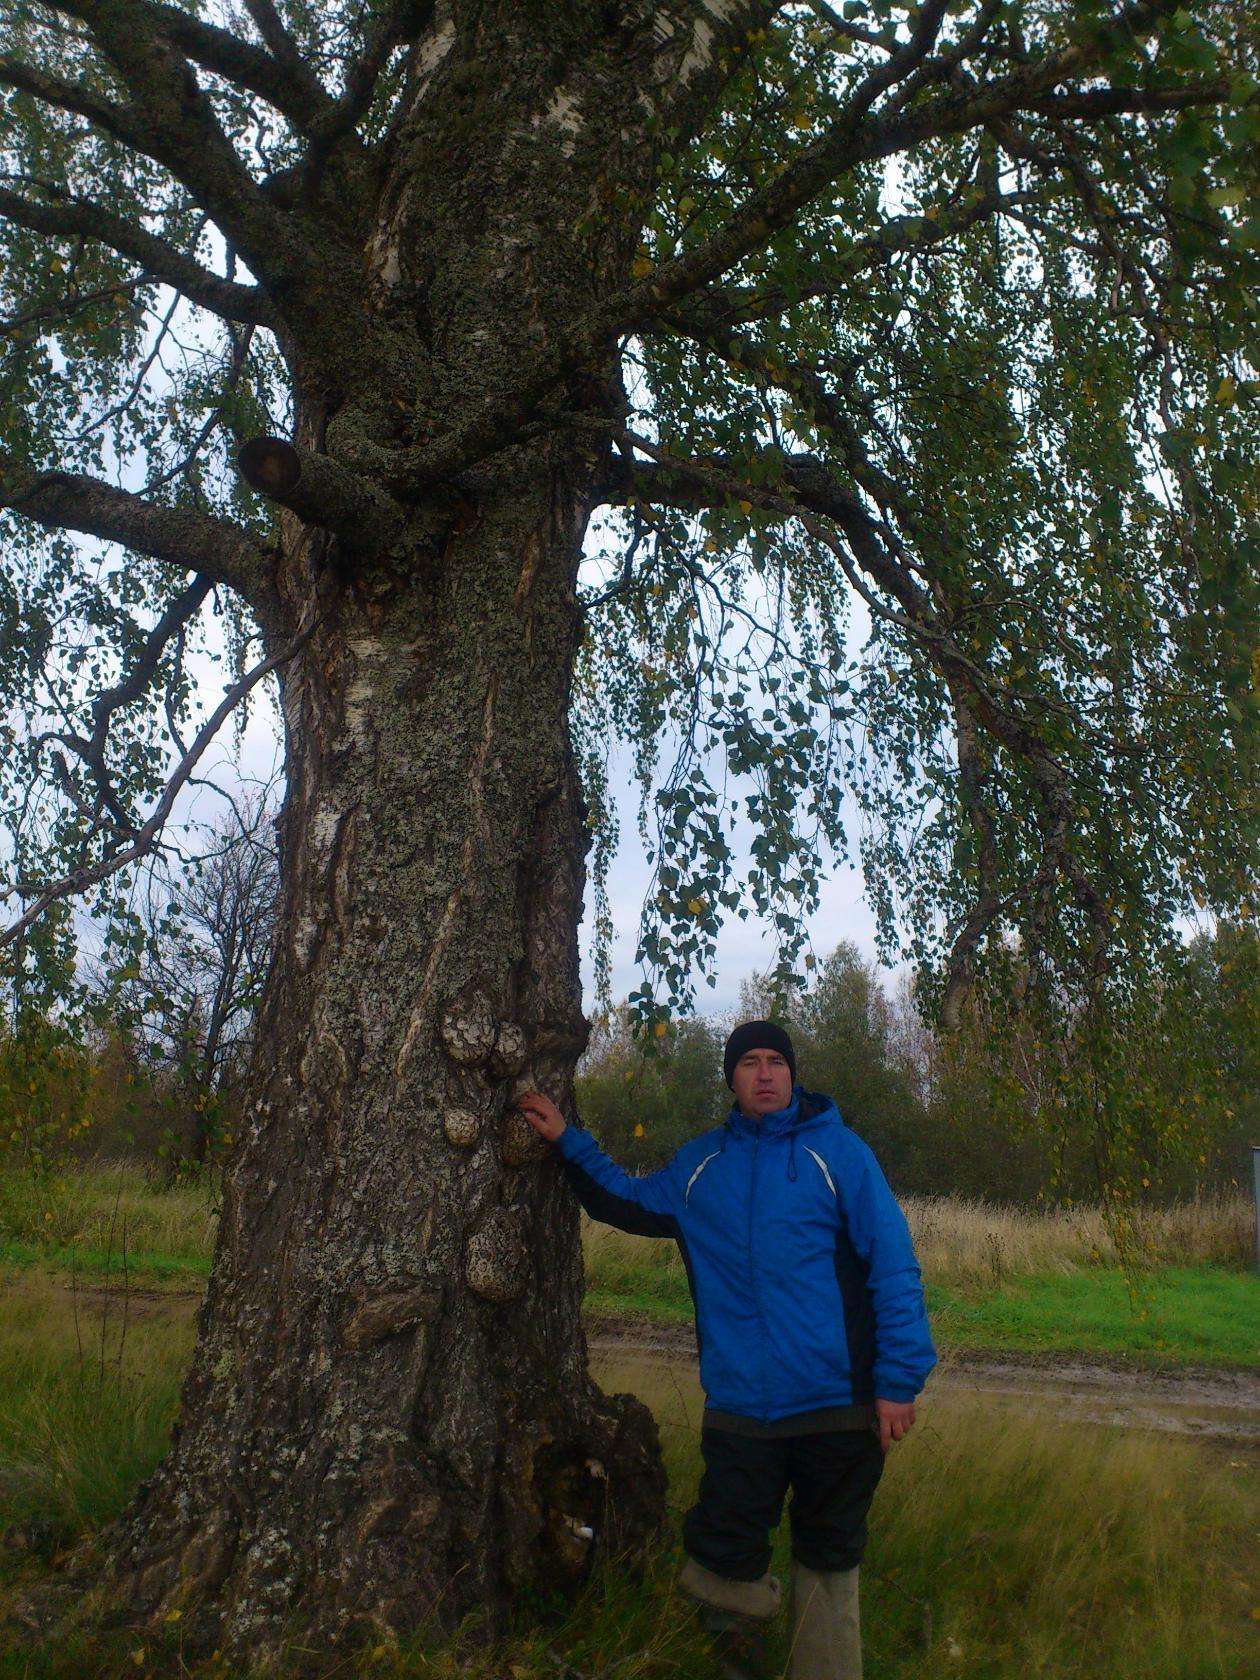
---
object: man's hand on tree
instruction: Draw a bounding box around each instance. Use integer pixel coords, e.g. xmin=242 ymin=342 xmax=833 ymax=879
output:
xmin=515 ymin=1091 xmax=567 ymax=1144
xmin=874 ymin=1397 xmax=916 ymax=1454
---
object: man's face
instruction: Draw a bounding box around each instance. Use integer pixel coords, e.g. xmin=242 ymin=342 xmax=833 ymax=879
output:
xmin=731 ymin=1047 xmax=794 ymax=1118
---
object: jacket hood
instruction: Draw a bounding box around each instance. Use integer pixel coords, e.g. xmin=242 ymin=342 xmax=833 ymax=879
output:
xmin=723 ymin=1084 xmax=839 ymax=1181
xmin=725 ymin=1084 xmax=837 ymax=1139
xmin=729 ymin=1088 xmax=840 ymax=1142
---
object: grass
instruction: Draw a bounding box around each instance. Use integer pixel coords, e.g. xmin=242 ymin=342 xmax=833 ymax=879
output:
xmin=0 ymin=1270 xmax=195 ymax=1547
xmin=925 ymin=1265 xmax=1260 ymax=1366
xmin=0 ymin=1281 xmax=1256 ymax=1678
xmin=0 ymin=1160 xmax=218 ymax=1266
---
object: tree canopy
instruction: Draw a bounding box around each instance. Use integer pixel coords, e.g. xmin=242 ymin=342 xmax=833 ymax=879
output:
xmin=1 ymin=0 xmax=1256 ymax=1040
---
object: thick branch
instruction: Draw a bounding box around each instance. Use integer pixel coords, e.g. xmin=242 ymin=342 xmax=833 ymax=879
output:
xmin=0 ymin=186 xmax=276 ymax=326
xmin=368 ymin=1 xmax=1208 ymax=492
xmin=37 ymin=0 xmax=317 ymax=295
xmin=594 ymin=426 xmax=937 ymax=637
xmin=623 ymin=9 xmax=1208 ymax=328
xmin=235 ymin=436 xmax=407 ymax=554
xmin=803 ymin=0 xmax=888 ymax=53
xmin=146 ymin=0 xmax=336 ymax=133
xmin=303 ymin=0 xmax=431 ymax=172
xmin=0 ymin=458 xmax=272 ymax=604
xmin=649 ymin=187 xmax=1042 ymax=331
xmin=0 ymin=55 xmax=140 ymax=144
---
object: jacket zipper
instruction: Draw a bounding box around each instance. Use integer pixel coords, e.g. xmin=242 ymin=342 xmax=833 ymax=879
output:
xmin=748 ymin=1128 xmax=769 ymax=1422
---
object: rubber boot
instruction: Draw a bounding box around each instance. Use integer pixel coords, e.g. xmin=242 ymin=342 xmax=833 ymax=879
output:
xmin=787 ymin=1560 xmax=862 ymax=1680
xmin=697 ymin=1603 xmax=771 ymax=1680
xmin=679 ymin=1554 xmax=782 ymax=1619
xmin=679 ymin=1555 xmax=781 ymax=1680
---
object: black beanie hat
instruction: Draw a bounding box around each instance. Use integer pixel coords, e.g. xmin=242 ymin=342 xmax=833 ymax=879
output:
xmin=723 ymin=1020 xmax=796 ymax=1089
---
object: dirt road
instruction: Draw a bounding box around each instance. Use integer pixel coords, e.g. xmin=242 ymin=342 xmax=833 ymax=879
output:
xmin=583 ymin=1315 xmax=1260 ymax=1450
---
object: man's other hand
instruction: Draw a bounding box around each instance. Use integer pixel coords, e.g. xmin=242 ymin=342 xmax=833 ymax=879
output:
xmin=516 ymin=1091 xmax=567 ymax=1143
xmin=874 ymin=1397 xmax=916 ymax=1454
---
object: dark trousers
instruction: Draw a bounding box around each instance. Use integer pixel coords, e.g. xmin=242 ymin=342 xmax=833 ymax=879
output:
xmin=682 ymin=1425 xmax=885 ymax=1581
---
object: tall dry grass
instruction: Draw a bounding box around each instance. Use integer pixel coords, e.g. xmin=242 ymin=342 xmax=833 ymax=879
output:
xmin=581 ymin=1188 xmax=1255 ymax=1296
xmin=0 ymin=1155 xmax=218 ymax=1265
xmin=901 ymin=1187 xmax=1255 ymax=1278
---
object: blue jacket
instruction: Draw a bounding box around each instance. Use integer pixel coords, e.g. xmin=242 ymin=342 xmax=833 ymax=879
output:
xmin=556 ymin=1084 xmax=936 ymax=1422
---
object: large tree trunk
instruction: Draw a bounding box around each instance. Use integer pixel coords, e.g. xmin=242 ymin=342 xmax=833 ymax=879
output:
xmin=42 ymin=12 xmax=693 ymax=1661
xmin=71 ymin=443 xmax=667 ymax=1667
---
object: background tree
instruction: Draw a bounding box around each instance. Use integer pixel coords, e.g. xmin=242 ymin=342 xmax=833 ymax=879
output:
xmin=790 ymin=939 xmax=925 ymax=1185
xmin=576 ymin=999 xmax=727 ymax=1166
xmin=90 ymin=783 xmax=282 ymax=1171
xmin=0 ymin=0 xmax=1255 ymax=1667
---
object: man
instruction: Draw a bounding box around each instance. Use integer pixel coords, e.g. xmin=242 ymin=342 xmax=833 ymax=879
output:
xmin=516 ymin=1019 xmax=936 ymax=1680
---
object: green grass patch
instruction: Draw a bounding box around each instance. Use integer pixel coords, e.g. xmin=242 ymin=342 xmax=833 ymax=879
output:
xmin=0 ymin=1239 xmax=210 ymax=1282
xmin=926 ymin=1265 xmax=1260 ymax=1367
xmin=584 ymin=1282 xmax=694 ymax=1324
xmin=584 ymin=1248 xmax=1260 ymax=1369
xmin=0 ymin=1270 xmax=195 ymax=1553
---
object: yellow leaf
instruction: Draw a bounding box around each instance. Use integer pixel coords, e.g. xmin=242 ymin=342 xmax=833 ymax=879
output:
xmin=738 ymin=499 xmax=752 ymax=514
xmin=164 ymin=1610 xmax=182 ymax=1623
xmin=688 ymin=898 xmax=705 ymax=915
xmin=653 ymin=1021 xmax=667 ymax=1039
xmin=631 ymin=256 xmax=653 ymax=278
xmin=633 ymin=1123 xmax=645 ymax=1138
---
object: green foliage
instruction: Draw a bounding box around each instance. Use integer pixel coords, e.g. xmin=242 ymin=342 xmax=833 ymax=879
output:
xmin=925 ymin=920 xmax=1260 ymax=1243
xmin=576 ymin=1003 xmax=730 ymax=1168
xmin=572 ymin=0 xmax=1260 ymax=1049
xmin=579 ymin=924 xmax=1257 ymax=1222
xmin=0 ymin=1012 xmax=89 ymax=1179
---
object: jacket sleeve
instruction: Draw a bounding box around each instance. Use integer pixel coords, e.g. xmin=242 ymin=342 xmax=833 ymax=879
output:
xmin=836 ymin=1135 xmax=937 ymax=1402
xmin=553 ymin=1125 xmax=679 ymax=1238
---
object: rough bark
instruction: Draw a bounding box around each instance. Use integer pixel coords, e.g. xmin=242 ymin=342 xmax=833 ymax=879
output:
xmin=66 ymin=446 xmax=666 ymax=1668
